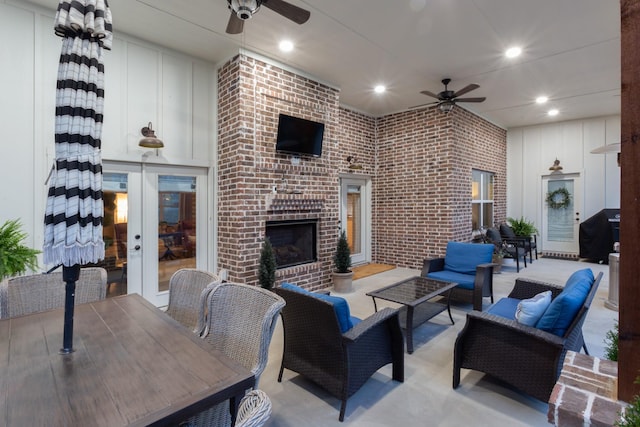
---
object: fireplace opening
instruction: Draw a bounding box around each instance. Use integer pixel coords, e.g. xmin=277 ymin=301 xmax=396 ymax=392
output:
xmin=266 ymin=219 xmax=318 ymax=269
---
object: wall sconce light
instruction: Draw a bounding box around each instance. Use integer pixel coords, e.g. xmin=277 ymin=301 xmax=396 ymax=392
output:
xmin=439 ymin=101 xmax=455 ymax=113
xmin=347 ymin=156 xmax=363 ymax=170
xmin=139 ymin=122 xmax=164 ymax=148
xmin=549 ymin=158 xmax=563 ymax=171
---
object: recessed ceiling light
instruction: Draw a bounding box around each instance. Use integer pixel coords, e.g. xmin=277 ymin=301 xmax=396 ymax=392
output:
xmin=279 ymin=40 xmax=294 ymax=52
xmin=548 ymin=109 xmax=559 ymax=117
xmin=536 ymin=96 xmax=548 ymax=104
xmin=505 ymin=46 xmax=522 ymax=58
xmin=374 ymin=85 xmax=386 ymax=94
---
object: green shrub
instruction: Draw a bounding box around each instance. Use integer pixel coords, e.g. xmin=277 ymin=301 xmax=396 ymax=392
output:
xmin=0 ymin=219 xmax=40 ymax=280
xmin=604 ymin=321 xmax=619 ymax=362
xmin=507 ymin=216 xmax=539 ymax=236
xmin=616 ymin=377 xmax=640 ymax=427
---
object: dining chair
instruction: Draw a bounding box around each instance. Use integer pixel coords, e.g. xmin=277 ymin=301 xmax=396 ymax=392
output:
xmin=164 ymin=268 xmax=220 ymax=335
xmin=0 ymin=267 xmax=107 ymax=319
xmin=186 ymin=282 xmax=285 ymax=427
xmin=235 ymin=389 xmax=272 ymax=427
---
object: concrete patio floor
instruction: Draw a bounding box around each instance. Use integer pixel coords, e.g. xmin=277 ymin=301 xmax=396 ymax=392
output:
xmin=259 ymin=257 xmax=616 ymax=426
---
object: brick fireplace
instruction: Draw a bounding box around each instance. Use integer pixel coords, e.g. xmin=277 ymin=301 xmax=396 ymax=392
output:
xmin=216 ymin=52 xmax=507 ymax=289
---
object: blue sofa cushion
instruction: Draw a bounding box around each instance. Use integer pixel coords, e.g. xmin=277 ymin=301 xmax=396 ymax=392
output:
xmin=280 ymin=283 xmax=357 ymax=332
xmin=443 ymin=242 xmax=494 ymax=275
xmin=536 ymin=269 xmax=594 ymax=336
xmin=487 ymin=297 xmax=520 ymax=319
xmin=515 ymin=290 xmax=552 ymax=326
xmin=427 ymin=270 xmax=475 ymax=290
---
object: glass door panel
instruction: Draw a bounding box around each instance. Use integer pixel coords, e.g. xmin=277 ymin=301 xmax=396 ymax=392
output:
xmin=157 ymin=175 xmax=197 ymax=294
xmin=103 ymin=172 xmax=129 ymax=297
xmin=340 ymin=177 xmax=370 ymax=265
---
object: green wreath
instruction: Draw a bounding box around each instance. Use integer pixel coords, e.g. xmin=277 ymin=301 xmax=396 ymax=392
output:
xmin=546 ymin=187 xmax=571 ymax=209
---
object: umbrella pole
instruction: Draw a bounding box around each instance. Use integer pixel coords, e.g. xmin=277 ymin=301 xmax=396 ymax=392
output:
xmin=60 ymin=264 xmax=80 ymax=354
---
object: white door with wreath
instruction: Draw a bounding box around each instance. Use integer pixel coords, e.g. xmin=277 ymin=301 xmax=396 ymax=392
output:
xmin=541 ymin=173 xmax=582 ymax=254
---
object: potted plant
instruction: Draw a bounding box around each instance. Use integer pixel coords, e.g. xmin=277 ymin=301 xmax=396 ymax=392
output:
xmin=507 ymin=216 xmax=539 ymax=237
xmin=258 ymin=238 xmax=277 ymax=290
xmin=332 ymin=229 xmax=353 ymax=293
xmin=0 ymin=219 xmax=40 ymax=280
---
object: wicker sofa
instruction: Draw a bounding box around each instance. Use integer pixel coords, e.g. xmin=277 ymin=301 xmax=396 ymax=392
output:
xmin=453 ymin=269 xmax=603 ymax=402
xmin=273 ymin=284 xmax=404 ymax=422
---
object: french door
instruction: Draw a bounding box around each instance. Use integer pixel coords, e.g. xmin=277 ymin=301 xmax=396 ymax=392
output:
xmin=340 ymin=177 xmax=371 ymax=265
xmin=102 ymin=162 xmax=209 ymax=307
xmin=541 ymin=173 xmax=582 ymax=254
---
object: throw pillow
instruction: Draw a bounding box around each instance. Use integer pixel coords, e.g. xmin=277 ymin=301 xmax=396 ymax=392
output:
xmin=515 ymin=290 xmax=552 ymax=326
xmin=536 ymin=269 xmax=594 ymax=336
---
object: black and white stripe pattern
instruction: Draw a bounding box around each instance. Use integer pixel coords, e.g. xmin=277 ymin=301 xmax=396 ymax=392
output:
xmin=43 ymin=0 xmax=112 ymax=267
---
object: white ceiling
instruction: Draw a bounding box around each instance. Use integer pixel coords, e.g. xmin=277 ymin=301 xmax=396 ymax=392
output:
xmin=24 ymin=0 xmax=621 ymax=129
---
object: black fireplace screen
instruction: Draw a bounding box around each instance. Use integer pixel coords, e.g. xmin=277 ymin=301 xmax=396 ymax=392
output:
xmin=266 ymin=220 xmax=318 ymax=268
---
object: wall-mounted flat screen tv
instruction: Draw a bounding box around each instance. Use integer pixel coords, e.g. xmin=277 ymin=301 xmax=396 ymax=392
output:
xmin=275 ymin=113 xmax=324 ymax=157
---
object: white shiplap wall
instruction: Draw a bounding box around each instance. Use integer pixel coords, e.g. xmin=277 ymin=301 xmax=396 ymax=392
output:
xmin=0 ymin=1 xmax=216 ymax=264
xmin=507 ymin=116 xmax=621 ymax=252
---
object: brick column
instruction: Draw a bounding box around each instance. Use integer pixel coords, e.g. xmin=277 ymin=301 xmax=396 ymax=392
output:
xmin=548 ymin=351 xmax=628 ymax=426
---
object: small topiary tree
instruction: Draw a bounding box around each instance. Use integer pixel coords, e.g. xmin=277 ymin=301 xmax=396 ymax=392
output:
xmin=258 ymin=238 xmax=277 ymax=289
xmin=333 ymin=230 xmax=351 ymax=273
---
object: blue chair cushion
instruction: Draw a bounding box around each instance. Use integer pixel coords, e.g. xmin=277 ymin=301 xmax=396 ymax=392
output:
xmin=427 ymin=270 xmax=475 ymax=290
xmin=280 ymin=282 xmax=357 ymax=332
xmin=536 ymin=269 xmax=594 ymax=336
xmin=443 ymin=242 xmax=494 ymax=275
xmin=487 ymin=297 xmax=520 ymax=319
xmin=515 ymin=290 xmax=552 ymax=326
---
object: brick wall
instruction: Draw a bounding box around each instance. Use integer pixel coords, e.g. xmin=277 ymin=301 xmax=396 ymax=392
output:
xmin=217 ymin=53 xmax=507 ymax=286
xmin=548 ymin=351 xmax=627 ymax=426
xmin=217 ymin=54 xmax=341 ymax=289
xmin=375 ymin=106 xmax=506 ymax=268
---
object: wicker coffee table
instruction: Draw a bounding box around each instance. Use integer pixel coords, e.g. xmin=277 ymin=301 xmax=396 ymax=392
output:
xmin=366 ymin=276 xmax=456 ymax=354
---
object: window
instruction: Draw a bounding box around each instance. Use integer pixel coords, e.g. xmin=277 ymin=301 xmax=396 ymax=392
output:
xmin=472 ymin=170 xmax=494 ymax=230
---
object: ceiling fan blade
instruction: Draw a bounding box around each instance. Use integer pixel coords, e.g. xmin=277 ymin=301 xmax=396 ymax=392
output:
xmin=420 ymin=90 xmax=440 ymax=99
xmin=454 ymin=97 xmax=486 ymax=103
xmin=262 ymin=0 xmax=311 ymax=24
xmin=409 ymin=101 xmax=438 ymax=109
xmin=453 ymin=84 xmax=479 ymax=98
xmin=226 ymin=13 xmax=244 ymax=34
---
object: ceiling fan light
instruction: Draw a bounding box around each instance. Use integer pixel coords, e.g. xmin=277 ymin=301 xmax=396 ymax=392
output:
xmin=439 ymin=101 xmax=455 ymax=113
xmin=229 ymin=0 xmax=260 ymax=20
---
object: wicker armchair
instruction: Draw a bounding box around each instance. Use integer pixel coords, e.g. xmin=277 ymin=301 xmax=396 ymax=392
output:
xmin=273 ymin=286 xmax=404 ymax=422
xmin=165 ymin=268 xmax=220 ymax=335
xmin=187 ymin=283 xmax=285 ymax=427
xmin=422 ymin=242 xmax=495 ymax=311
xmin=235 ymin=390 xmax=272 ymax=427
xmin=0 ymin=267 xmax=107 ymax=319
xmin=453 ymin=272 xmax=603 ymax=402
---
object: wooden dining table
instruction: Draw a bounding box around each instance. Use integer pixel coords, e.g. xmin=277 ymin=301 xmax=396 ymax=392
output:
xmin=0 ymin=293 xmax=254 ymax=426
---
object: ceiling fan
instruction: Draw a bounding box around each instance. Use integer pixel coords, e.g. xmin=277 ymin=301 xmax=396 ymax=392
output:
xmin=226 ymin=0 xmax=311 ymax=34
xmin=414 ymin=78 xmax=486 ymax=112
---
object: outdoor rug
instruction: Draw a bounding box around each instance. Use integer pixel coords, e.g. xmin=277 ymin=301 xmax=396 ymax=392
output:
xmin=352 ymin=263 xmax=396 ymax=280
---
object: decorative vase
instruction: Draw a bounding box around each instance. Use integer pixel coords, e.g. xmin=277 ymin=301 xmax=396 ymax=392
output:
xmin=332 ymin=271 xmax=354 ymax=293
